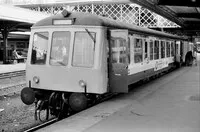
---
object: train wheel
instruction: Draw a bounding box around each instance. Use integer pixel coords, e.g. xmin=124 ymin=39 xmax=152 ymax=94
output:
xmin=69 ymin=93 xmax=87 ymax=112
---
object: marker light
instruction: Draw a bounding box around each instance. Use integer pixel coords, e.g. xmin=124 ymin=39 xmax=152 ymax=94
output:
xmin=33 ymin=76 xmax=39 ymax=84
xmin=62 ymin=10 xmax=71 ymax=17
xmin=79 ymin=80 xmax=86 ymax=88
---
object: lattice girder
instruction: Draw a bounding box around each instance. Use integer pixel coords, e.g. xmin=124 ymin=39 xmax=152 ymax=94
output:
xmin=27 ymin=2 xmax=180 ymax=28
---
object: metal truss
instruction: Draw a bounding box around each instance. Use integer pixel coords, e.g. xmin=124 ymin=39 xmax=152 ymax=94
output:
xmin=27 ymin=3 xmax=179 ymax=28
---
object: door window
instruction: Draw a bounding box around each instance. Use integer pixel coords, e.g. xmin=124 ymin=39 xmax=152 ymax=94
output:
xmin=111 ymin=38 xmax=127 ymax=64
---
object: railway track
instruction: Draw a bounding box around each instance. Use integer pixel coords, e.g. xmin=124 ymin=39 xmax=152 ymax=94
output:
xmin=23 ymin=93 xmax=117 ymax=132
xmin=0 ymin=70 xmax=25 ymax=79
xmin=24 ymin=118 xmax=58 ymax=132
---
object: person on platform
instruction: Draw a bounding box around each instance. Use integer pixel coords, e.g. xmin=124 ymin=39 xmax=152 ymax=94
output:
xmin=185 ymin=51 xmax=193 ymax=66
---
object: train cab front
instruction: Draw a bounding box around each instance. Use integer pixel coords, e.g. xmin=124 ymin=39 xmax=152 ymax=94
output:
xmin=20 ymin=10 xmax=109 ymax=119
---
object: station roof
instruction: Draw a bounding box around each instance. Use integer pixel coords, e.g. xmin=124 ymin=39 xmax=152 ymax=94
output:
xmin=35 ymin=10 xmax=184 ymax=40
xmin=0 ymin=5 xmax=48 ymax=23
xmin=0 ymin=5 xmax=49 ymax=35
xmin=131 ymin=0 xmax=200 ymax=36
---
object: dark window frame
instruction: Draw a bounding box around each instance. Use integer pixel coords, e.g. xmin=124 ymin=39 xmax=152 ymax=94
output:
xmin=31 ymin=32 xmax=49 ymax=65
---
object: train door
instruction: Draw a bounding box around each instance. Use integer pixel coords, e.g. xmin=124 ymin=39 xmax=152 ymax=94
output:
xmin=175 ymin=41 xmax=181 ymax=63
xmin=108 ymin=30 xmax=129 ymax=93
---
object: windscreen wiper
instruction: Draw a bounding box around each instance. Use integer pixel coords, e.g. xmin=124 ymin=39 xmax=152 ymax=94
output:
xmin=85 ymin=28 xmax=96 ymax=43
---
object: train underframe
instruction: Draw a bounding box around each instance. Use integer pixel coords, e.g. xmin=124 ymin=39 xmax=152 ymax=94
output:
xmin=24 ymin=88 xmax=102 ymax=121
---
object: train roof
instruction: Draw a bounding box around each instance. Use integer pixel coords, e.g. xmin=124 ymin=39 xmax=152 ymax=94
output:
xmin=33 ymin=10 xmax=184 ymax=40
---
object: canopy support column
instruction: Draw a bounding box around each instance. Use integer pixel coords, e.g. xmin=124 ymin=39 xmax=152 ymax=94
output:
xmin=1 ymin=27 xmax=9 ymax=64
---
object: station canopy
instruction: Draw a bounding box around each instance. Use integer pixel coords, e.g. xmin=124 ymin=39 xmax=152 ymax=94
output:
xmin=0 ymin=4 xmax=49 ymax=37
xmin=0 ymin=4 xmax=49 ymax=64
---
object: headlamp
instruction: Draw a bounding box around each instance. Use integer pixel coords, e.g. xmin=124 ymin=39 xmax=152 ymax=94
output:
xmin=33 ymin=76 xmax=39 ymax=84
xmin=79 ymin=80 xmax=86 ymax=88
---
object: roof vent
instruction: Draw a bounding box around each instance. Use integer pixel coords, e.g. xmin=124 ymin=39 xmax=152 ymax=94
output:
xmin=62 ymin=10 xmax=71 ymax=17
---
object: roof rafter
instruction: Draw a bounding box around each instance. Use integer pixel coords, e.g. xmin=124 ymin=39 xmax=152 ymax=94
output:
xmin=156 ymin=0 xmax=200 ymax=7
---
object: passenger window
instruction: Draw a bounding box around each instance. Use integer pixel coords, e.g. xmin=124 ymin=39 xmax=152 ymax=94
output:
xmin=154 ymin=40 xmax=159 ymax=60
xmin=72 ymin=32 xmax=96 ymax=68
xmin=171 ymin=42 xmax=175 ymax=56
xmin=50 ymin=31 xmax=71 ymax=66
xmin=161 ymin=41 xmax=165 ymax=58
xmin=111 ymin=38 xmax=128 ymax=64
xmin=144 ymin=41 xmax=148 ymax=59
xmin=150 ymin=40 xmax=154 ymax=60
xmin=166 ymin=42 xmax=170 ymax=57
xmin=31 ymin=32 xmax=48 ymax=65
xmin=134 ymin=38 xmax=143 ymax=63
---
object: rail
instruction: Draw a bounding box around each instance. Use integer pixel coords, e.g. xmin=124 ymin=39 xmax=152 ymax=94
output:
xmin=24 ymin=118 xmax=58 ymax=132
xmin=0 ymin=70 xmax=26 ymax=79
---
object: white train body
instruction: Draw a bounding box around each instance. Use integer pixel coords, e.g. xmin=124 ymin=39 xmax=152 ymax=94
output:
xmin=21 ymin=10 xmax=193 ymax=115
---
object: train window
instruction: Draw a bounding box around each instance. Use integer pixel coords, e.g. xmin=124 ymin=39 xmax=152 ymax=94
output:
xmin=31 ymin=32 xmax=48 ymax=65
xmin=150 ymin=40 xmax=153 ymax=60
xmin=154 ymin=40 xmax=159 ymax=60
xmin=72 ymin=32 xmax=96 ymax=67
xmin=166 ymin=42 xmax=170 ymax=57
xmin=161 ymin=41 xmax=165 ymax=58
xmin=144 ymin=41 xmax=148 ymax=59
xmin=127 ymin=37 xmax=130 ymax=64
xmin=171 ymin=42 xmax=175 ymax=56
xmin=50 ymin=31 xmax=71 ymax=66
xmin=134 ymin=38 xmax=143 ymax=63
xmin=111 ymin=38 xmax=128 ymax=64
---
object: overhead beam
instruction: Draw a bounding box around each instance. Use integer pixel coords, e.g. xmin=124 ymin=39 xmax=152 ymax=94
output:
xmin=157 ymin=0 xmax=200 ymax=7
xmin=177 ymin=13 xmax=200 ymax=18
xmin=184 ymin=21 xmax=200 ymax=25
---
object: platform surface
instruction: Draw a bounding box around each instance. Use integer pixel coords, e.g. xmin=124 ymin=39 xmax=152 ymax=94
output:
xmin=38 ymin=55 xmax=200 ymax=132
xmin=0 ymin=63 xmax=26 ymax=74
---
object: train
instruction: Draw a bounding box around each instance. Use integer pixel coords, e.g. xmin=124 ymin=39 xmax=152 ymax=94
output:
xmin=21 ymin=10 xmax=193 ymax=120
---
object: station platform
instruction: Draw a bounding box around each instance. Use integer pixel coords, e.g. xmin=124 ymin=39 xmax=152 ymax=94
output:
xmin=0 ymin=63 xmax=26 ymax=74
xmin=38 ymin=59 xmax=200 ymax=132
